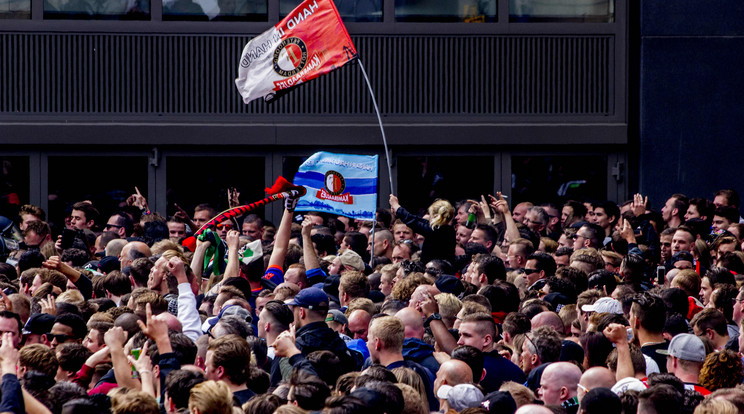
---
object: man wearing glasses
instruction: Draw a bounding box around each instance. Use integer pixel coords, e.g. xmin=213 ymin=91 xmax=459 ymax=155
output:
xmin=572 ymin=223 xmax=602 ymax=251
xmin=523 ymin=252 xmax=557 ymax=292
xmin=104 ymin=211 xmax=133 ymax=238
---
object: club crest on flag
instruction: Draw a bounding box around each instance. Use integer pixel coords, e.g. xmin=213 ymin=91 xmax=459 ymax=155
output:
xmin=235 ymin=0 xmax=357 ymax=104
xmin=293 ymin=152 xmax=378 ymax=221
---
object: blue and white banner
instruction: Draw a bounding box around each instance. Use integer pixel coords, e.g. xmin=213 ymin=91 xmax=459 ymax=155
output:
xmin=293 ymin=152 xmax=378 ymax=221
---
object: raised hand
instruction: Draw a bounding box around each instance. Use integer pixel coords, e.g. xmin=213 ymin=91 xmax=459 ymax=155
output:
xmin=631 ymin=193 xmax=647 ymax=217
xmin=227 ymin=187 xmax=241 ymax=209
xmin=389 ymin=194 xmax=400 ymax=212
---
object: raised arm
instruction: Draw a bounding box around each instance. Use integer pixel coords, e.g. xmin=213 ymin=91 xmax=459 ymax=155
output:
xmin=490 ymin=193 xmax=519 ymax=244
xmin=604 ymin=323 xmax=635 ymax=381
xmin=268 ymin=209 xmax=293 ymax=270
xmin=301 ymin=217 xmax=320 ymax=271
xmin=223 ymin=230 xmax=241 ymax=279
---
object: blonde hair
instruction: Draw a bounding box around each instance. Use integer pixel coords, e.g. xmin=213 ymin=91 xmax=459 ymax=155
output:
xmin=396 ymin=383 xmax=428 ymax=414
xmin=435 ymin=293 xmax=462 ymax=322
xmin=109 ymin=388 xmax=159 ymax=414
xmin=151 ymin=239 xmax=184 ymax=256
xmin=499 ymin=381 xmax=536 ymax=408
xmin=693 ymin=398 xmax=738 ymax=414
xmin=428 ymin=199 xmax=454 ymax=229
xmin=188 ymin=380 xmax=234 ymax=414
xmin=56 ymin=289 xmax=85 ymax=307
xmin=392 ymin=368 xmax=430 ymax=413
xmin=369 ymin=316 xmax=404 ymax=351
xmin=274 ymin=404 xmax=308 ymax=414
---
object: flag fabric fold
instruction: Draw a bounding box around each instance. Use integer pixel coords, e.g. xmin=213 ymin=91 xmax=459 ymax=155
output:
xmin=235 ymin=0 xmax=357 ymax=104
xmin=293 ymin=152 xmax=378 ymax=221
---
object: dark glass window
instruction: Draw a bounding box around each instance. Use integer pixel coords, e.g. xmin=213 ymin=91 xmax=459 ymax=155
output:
xmin=163 ymin=0 xmax=267 ymax=21
xmin=44 ymin=0 xmax=150 ymax=19
xmin=280 ymin=0 xmax=381 ymax=22
xmin=0 ymin=157 xmax=29 ymax=220
xmin=509 ymin=0 xmax=614 ymax=22
xmin=511 ymin=156 xmax=607 ymax=205
xmin=396 ymin=156 xmax=494 ymax=215
xmin=165 ymin=156 xmax=265 ymax=221
xmin=0 ymin=0 xmax=30 ymax=18
xmin=395 ymin=0 xmax=496 ymax=22
xmin=47 ymin=156 xmax=148 ymax=231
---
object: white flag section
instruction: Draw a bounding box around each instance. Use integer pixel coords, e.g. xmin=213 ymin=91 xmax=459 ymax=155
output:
xmin=235 ymin=0 xmax=357 ymax=104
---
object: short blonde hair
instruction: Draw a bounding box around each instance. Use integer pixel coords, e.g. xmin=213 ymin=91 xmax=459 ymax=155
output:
xmin=345 ymin=297 xmax=376 ymax=316
xmin=428 ymin=199 xmax=454 ymax=229
xmin=693 ymin=398 xmax=737 ymax=414
xmin=369 ymin=316 xmax=404 ymax=351
xmin=435 ymin=293 xmax=462 ymax=321
xmin=110 ymin=388 xmax=159 ymax=414
xmin=274 ymin=404 xmax=308 ymax=414
xmin=56 ymin=289 xmax=85 ymax=307
xmin=499 ymin=381 xmax=536 ymax=408
xmin=189 ymin=380 xmax=234 ymax=414
xmin=151 ymin=239 xmax=184 ymax=256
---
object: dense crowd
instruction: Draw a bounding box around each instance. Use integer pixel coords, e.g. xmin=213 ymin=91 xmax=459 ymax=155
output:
xmin=1 ymin=187 xmax=744 ymax=414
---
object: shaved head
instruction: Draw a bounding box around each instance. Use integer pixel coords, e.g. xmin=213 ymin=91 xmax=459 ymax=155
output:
xmin=539 ymin=362 xmax=582 ymax=405
xmin=531 ymin=312 xmax=565 ymax=335
xmin=434 ymin=359 xmax=474 ymax=397
xmin=515 ymin=405 xmax=553 ymax=414
xmin=395 ymin=307 xmax=425 ymax=339
xmin=347 ymin=309 xmax=372 ymax=341
xmin=155 ymin=312 xmax=182 ymax=333
xmin=578 ymin=367 xmax=616 ymax=402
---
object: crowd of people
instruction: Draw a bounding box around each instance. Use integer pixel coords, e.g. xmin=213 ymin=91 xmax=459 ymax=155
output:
xmin=1 ymin=186 xmax=744 ymax=414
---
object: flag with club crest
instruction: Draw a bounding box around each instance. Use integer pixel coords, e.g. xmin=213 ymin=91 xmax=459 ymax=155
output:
xmin=235 ymin=0 xmax=357 ymax=104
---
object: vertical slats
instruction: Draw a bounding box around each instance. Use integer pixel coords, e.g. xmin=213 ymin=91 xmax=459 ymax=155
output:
xmin=0 ymin=33 xmax=612 ymax=116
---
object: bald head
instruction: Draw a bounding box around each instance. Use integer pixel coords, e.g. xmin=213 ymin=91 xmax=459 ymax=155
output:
xmin=119 ymin=241 xmax=152 ymax=269
xmin=531 ymin=312 xmax=565 ymax=335
xmin=347 ymin=309 xmax=372 ymax=341
xmin=578 ymin=367 xmax=616 ymax=402
xmin=409 ymin=284 xmax=440 ymax=309
xmin=437 ymin=359 xmax=473 ymax=388
xmin=515 ymin=405 xmax=553 ymax=414
xmin=395 ymin=307 xmax=425 ymax=339
xmin=155 ymin=312 xmax=182 ymax=333
xmin=539 ymin=362 xmax=582 ymax=405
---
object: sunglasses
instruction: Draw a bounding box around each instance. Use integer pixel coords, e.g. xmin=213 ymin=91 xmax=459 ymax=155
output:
xmin=524 ymin=268 xmax=540 ymax=274
xmin=46 ymin=333 xmax=75 ymax=343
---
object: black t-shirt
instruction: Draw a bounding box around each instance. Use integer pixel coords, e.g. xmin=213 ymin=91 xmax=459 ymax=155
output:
xmin=641 ymin=341 xmax=669 ymax=373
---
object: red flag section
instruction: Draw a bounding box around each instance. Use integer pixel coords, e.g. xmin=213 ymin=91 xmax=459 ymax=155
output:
xmin=235 ymin=0 xmax=357 ymax=104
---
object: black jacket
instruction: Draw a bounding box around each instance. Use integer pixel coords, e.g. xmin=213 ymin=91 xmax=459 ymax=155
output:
xmin=295 ymin=321 xmax=361 ymax=373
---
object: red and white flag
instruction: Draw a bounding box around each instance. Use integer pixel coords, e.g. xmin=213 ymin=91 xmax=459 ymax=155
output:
xmin=235 ymin=0 xmax=357 ymax=104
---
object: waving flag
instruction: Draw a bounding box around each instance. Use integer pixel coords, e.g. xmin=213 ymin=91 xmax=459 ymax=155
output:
xmin=293 ymin=152 xmax=378 ymax=221
xmin=235 ymin=0 xmax=357 ymax=104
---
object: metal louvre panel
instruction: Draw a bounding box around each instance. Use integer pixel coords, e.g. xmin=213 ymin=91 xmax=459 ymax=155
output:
xmin=0 ymin=33 xmax=611 ymax=115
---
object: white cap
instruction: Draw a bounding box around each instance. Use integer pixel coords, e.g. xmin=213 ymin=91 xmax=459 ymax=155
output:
xmin=581 ymin=297 xmax=623 ymax=314
xmin=437 ymin=384 xmax=484 ymax=412
xmin=611 ymin=377 xmax=648 ymax=395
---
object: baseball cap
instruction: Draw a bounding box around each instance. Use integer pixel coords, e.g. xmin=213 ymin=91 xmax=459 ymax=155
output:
xmin=326 ymin=309 xmax=348 ymax=325
xmin=581 ymin=297 xmax=623 ymax=314
xmin=207 ymin=304 xmax=252 ymax=329
xmin=435 ymin=274 xmax=464 ymax=296
xmin=610 ymin=377 xmax=647 ymax=395
xmin=286 ymin=288 xmax=330 ymax=311
xmin=656 ymin=333 xmax=706 ymax=362
xmin=437 ymin=384 xmax=484 ymax=412
xmin=481 ymin=391 xmax=517 ymax=414
xmin=98 ymin=256 xmax=121 ymax=274
xmin=23 ymin=313 xmax=56 ymax=335
xmin=338 ymin=250 xmax=365 ymax=272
